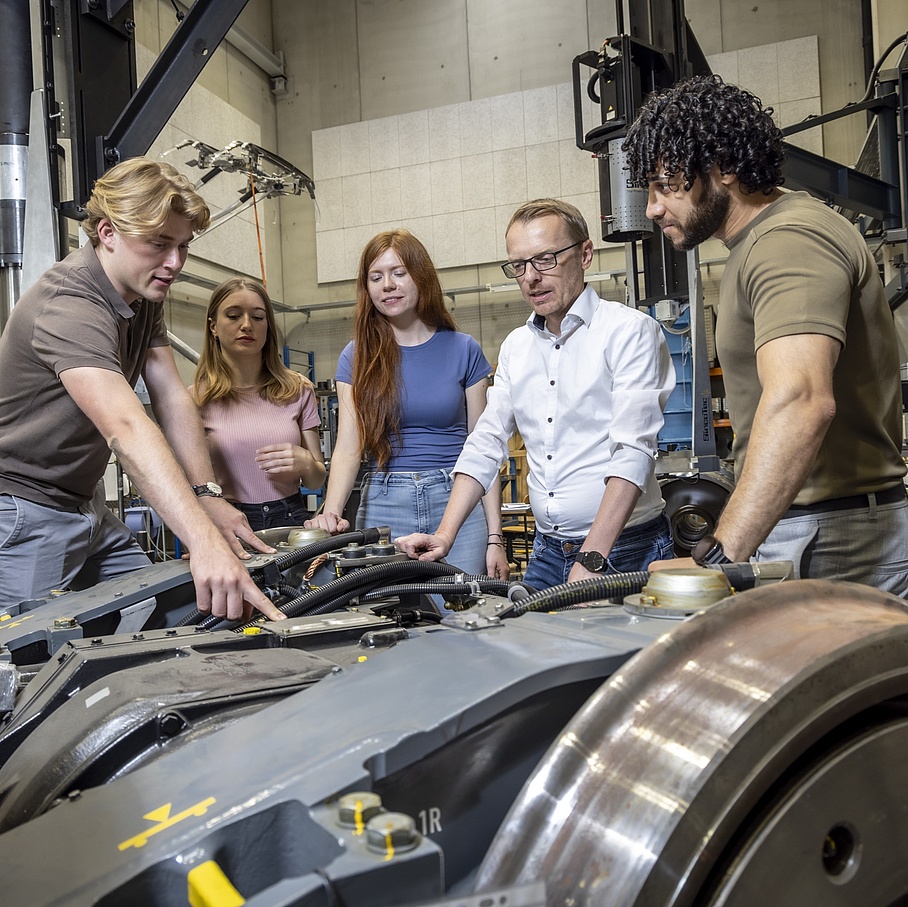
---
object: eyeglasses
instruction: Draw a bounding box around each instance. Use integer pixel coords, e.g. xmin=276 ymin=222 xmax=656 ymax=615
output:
xmin=501 ymin=241 xmax=583 ymax=279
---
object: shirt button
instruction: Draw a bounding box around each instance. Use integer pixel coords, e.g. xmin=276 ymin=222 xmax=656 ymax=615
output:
xmin=548 ymin=492 xmax=554 ymax=497
xmin=555 ymin=344 xmax=561 ymax=350
xmin=547 ymin=417 xmax=553 ymax=423
xmin=553 ymin=524 xmax=559 ymax=530
xmin=550 ymin=380 xmax=555 ymax=386
xmin=547 ymin=454 xmax=552 ymax=460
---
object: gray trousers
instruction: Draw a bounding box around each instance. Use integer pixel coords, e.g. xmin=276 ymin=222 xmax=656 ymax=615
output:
xmin=0 ymin=483 xmax=151 ymax=610
xmin=755 ymin=493 xmax=908 ymax=596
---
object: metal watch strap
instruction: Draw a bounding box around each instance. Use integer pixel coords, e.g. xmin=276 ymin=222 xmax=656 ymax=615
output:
xmin=691 ymin=534 xmax=732 ymax=566
xmin=191 ymin=482 xmax=223 ymax=499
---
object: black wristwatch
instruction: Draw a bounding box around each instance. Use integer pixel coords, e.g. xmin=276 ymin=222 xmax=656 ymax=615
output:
xmin=691 ymin=534 xmax=733 ymax=566
xmin=192 ymin=481 xmax=224 ymax=499
xmin=577 ymin=550 xmax=609 ymax=573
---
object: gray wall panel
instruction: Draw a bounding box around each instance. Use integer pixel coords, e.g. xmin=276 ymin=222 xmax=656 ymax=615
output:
xmin=357 ymin=0 xmax=471 ymax=118
xmin=466 ymin=0 xmax=590 ymax=98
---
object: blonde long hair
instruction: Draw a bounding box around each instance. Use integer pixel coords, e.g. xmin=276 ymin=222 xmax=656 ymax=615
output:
xmin=193 ymin=278 xmax=312 ymax=406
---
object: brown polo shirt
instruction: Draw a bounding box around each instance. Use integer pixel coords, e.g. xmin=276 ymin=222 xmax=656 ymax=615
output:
xmin=0 ymin=243 xmax=168 ymax=509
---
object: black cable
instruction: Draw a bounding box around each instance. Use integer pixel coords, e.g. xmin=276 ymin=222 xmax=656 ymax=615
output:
xmin=283 ymin=560 xmax=465 ymax=619
xmin=270 ymin=526 xmax=390 ymax=572
xmin=174 ymin=607 xmax=207 ymax=627
xmin=858 ymin=30 xmax=908 ymax=103
xmin=359 ymin=580 xmax=513 ymax=602
xmin=215 ymin=559 xmax=468 ymax=632
xmin=508 ymin=571 xmax=649 ymax=617
xmin=587 ymin=71 xmax=601 ymax=105
xmin=173 ymin=527 xmax=392 ymax=628
xmin=277 ymin=582 xmax=304 ymax=599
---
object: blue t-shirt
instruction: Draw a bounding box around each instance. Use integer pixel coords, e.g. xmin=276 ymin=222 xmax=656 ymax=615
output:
xmin=337 ymin=330 xmax=491 ymax=470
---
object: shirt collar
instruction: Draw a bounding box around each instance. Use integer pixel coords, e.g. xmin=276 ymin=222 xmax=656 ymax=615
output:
xmin=526 ymin=284 xmax=598 ymax=341
xmin=81 ymin=242 xmax=138 ymax=320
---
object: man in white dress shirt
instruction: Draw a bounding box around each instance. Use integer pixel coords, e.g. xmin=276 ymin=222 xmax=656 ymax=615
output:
xmin=396 ymin=198 xmax=675 ymax=588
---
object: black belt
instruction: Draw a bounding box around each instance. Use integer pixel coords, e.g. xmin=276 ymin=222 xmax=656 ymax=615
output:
xmin=784 ymin=483 xmax=906 ymax=518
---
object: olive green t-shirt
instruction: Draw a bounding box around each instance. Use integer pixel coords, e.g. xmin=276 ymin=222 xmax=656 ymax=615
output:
xmin=0 ymin=243 xmax=169 ymax=509
xmin=717 ymin=191 xmax=905 ymax=504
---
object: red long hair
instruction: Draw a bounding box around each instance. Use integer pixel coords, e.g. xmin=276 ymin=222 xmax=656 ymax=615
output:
xmin=352 ymin=230 xmax=457 ymax=470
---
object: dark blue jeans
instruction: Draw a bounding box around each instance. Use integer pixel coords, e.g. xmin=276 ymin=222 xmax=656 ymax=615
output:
xmin=232 ymin=493 xmax=310 ymax=531
xmin=522 ymin=513 xmax=674 ymax=590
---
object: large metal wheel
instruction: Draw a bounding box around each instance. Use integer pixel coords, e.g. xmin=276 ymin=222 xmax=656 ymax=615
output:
xmin=475 ymin=580 xmax=908 ymax=906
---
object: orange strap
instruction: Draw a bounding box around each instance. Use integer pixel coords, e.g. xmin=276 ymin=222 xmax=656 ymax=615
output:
xmin=249 ymin=174 xmax=267 ymax=288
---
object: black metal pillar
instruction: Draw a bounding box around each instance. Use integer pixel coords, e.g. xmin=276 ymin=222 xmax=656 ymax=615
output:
xmin=0 ymin=0 xmax=32 ymax=330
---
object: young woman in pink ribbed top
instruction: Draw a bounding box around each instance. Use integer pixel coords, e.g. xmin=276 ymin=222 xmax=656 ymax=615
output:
xmin=192 ymin=278 xmax=325 ymax=530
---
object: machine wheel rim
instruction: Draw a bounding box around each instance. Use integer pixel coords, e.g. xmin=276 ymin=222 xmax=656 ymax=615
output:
xmin=476 ymin=579 xmax=908 ymax=906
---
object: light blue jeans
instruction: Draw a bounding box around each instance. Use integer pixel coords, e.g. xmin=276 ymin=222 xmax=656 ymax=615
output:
xmin=357 ymin=469 xmax=489 ymax=574
xmin=756 ymin=493 xmax=908 ymax=595
xmin=0 ymin=484 xmax=151 ymax=610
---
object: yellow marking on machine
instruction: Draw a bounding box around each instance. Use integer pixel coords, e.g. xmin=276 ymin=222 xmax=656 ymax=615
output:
xmin=353 ymin=799 xmax=365 ymax=836
xmin=0 ymin=613 xmax=33 ymax=628
xmin=117 ymin=797 xmax=217 ymax=851
xmin=187 ymin=860 xmax=245 ymax=907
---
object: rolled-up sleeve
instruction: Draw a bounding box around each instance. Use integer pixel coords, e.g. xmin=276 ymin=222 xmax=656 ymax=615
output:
xmin=454 ymin=337 xmax=518 ymax=494
xmin=603 ymin=315 xmax=675 ymax=489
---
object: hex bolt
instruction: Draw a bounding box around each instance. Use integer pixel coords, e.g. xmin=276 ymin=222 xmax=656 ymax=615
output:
xmin=52 ymin=617 xmax=77 ymax=629
xmin=159 ymin=713 xmax=185 ymax=738
xmin=365 ymin=812 xmax=418 ymax=854
xmin=337 ymin=791 xmax=383 ymax=828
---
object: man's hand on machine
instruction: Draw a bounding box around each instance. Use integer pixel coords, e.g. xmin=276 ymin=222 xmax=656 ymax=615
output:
xmin=187 ymin=539 xmax=285 ymax=622
xmin=197 ymin=495 xmax=275 ymax=557
xmin=649 ymin=556 xmax=697 ymax=572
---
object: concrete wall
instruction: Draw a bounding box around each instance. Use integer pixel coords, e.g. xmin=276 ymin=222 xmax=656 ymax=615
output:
xmin=273 ymin=0 xmax=873 ymax=381
xmin=129 ymin=0 xmax=905 ymax=382
xmin=134 ymin=0 xmax=284 ymax=382
xmin=686 ymin=0 xmax=868 ymax=166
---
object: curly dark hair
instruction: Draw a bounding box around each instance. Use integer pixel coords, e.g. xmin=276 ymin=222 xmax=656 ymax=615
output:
xmin=622 ymin=75 xmax=785 ymax=195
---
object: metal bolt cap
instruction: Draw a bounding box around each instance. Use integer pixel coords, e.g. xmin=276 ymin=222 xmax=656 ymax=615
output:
xmin=337 ymin=791 xmax=383 ymax=828
xmin=365 ymin=812 xmax=418 ymax=854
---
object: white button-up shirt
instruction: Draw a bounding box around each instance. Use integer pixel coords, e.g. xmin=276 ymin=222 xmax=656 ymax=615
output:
xmin=454 ymin=285 xmax=675 ymax=538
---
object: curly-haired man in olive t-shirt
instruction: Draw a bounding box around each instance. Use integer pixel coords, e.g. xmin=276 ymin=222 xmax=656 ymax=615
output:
xmin=622 ymin=75 xmax=908 ymax=593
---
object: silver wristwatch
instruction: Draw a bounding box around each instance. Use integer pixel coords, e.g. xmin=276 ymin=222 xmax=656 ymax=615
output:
xmin=191 ymin=481 xmax=223 ymax=499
